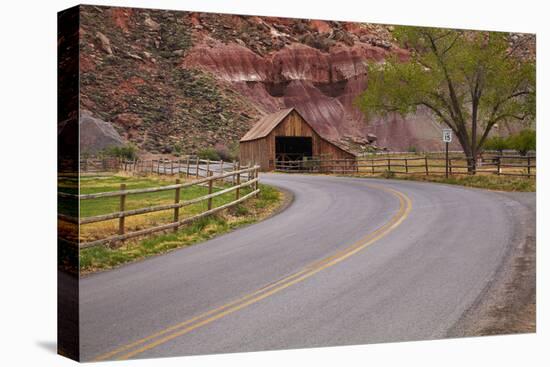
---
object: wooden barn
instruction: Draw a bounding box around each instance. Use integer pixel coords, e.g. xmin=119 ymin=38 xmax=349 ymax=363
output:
xmin=239 ymin=108 xmax=357 ymax=171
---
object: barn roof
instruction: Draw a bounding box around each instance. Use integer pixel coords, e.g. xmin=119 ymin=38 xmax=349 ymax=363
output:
xmin=240 ymin=108 xmax=295 ymax=142
xmin=240 ymin=107 xmax=357 ymax=156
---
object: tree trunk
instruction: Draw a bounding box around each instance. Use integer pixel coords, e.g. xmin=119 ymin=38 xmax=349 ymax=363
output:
xmin=454 ymin=126 xmax=477 ymax=174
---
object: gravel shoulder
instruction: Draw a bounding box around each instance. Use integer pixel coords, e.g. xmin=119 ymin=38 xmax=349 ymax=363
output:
xmin=447 ymin=191 xmax=536 ymax=337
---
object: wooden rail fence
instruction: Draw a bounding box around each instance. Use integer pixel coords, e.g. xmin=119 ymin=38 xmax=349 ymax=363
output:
xmin=81 ymin=156 xmax=252 ymax=183
xmin=59 ymin=164 xmax=260 ymax=248
xmin=275 ymin=154 xmax=536 ymax=178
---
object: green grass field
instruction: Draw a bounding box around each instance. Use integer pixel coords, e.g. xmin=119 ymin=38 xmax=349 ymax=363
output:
xmin=78 ymin=174 xmax=282 ymax=273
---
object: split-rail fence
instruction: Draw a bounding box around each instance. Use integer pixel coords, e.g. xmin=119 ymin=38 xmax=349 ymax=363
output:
xmin=59 ymin=163 xmax=260 ymax=248
xmin=275 ymin=154 xmax=536 ymax=178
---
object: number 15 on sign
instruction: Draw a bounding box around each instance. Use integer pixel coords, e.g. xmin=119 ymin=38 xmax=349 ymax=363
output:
xmin=442 ymin=129 xmax=453 ymax=143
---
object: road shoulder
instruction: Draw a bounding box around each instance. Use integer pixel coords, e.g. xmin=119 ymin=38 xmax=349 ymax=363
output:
xmin=447 ymin=192 xmax=536 ymax=337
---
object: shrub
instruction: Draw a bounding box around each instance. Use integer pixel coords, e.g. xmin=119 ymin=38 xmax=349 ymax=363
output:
xmin=483 ymin=136 xmax=510 ymax=153
xmin=197 ymin=147 xmax=221 ymax=161
xmin=173 ymin=143 xmax=183 ymax=154
xmin=407 ymin=145 xmax=418 ymax=153
xmin=509 ymin=129 xmax=536 ymax=156
xmin=103 ymin=144 xmax=138 ymax=160
xmin=382 ymin=170 xmax=395 ymax=179
xmin=214 ymin=143 xmax=233 ymax=162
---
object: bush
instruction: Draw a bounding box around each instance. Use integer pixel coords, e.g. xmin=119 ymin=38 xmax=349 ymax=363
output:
xmin=382 ymin=170 xmax=395 ymax=179
xmin=483 ymin=136 xmax=509 ymax=153
xmin=407 ymin=145 xmax=418 ymax=153
xmin=103 ymin=144 xmax=138 ymax=160
xmin=509 ymin=129 xmax=536 ymax=156
xmin=214 ymin=143 xmax=233 ymax=162
xmin=197 ymin=147 xmax=221 ymax=161
xmin=174 ymin=143 xmax=183 ymax=154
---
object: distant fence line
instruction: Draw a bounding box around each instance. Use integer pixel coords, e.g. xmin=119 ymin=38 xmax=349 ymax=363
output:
xmin=59 ymin=163 xmax=260 ymax=249
xmin=276 ymin=154 xmax=536 ymax=178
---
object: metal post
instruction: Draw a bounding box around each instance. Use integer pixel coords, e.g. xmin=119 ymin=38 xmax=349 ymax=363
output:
xmin=445 ymin=142 xmax=449 ymax=178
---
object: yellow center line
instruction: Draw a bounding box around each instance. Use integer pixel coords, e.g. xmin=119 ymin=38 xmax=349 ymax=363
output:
xmin=93 ymin=184 xmax=412 ymax=361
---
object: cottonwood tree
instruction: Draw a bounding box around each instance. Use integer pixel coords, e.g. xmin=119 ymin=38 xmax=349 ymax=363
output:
xmin=358 ymin=27 xmax=535 ymax=171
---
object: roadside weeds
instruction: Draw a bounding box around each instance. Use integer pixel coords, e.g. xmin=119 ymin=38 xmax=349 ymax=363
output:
xmin=80 ymin=183 xmax=285 ymax=274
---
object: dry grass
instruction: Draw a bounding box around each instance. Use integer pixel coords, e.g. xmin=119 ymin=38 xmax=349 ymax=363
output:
xmin=79 ymin=176 xmax=282 ymax=274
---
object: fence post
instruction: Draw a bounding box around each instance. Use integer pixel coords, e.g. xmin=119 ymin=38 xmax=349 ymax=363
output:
xmin=194 ymin=157 xmax=199 ymax=178
xmin=527 ymin=156 xmax=531 ymax=177
xmin=186 ymin=156 xmax=190 ymax=178
xmin=174 ymin=179 xmax=181 ymax=232
xmin=387 ymin=158 xmax=391 ymax=173
xmin=236 ymin=162 xmax=241 ymax=200
xmin=206 ymin=159 xmax=210 ymax=177
xmin=157 ymin=160 xmax=161 ymax=175
xmin=170 ymin=160 xmax=174 ymax=175
xmin=254 ymin=167 xmax=260 ymax=197
xmin=497 ymin=157 xmax=501 ymax=176
xmin=232 ymin=161 xmax=237 ymax=185
xmin=449 ymin=159 xmax=452 ymax=176
xmin=118 ymin=183 xmax=126 ymax=243
xmin=220 ymin=160 xmax=224 ymax=176
xmin=405 ymin=158 xmax=408 ymax=174
xmin=207 ymin=171 xmax=214 ymax=210
xmin=424 ymin=156 xmax=429 ymax=176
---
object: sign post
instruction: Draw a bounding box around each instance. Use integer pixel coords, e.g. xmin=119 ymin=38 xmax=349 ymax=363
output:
xmin=442 ymin=128 xmax=453 ymax=178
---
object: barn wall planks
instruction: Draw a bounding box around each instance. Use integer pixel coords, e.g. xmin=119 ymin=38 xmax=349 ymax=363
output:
xmin=240 ymin=109 xmax=356 ymax=171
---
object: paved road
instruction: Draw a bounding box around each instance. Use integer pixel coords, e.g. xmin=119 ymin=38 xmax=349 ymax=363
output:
xmin=80 ymin=174 xmax=533 ymax=361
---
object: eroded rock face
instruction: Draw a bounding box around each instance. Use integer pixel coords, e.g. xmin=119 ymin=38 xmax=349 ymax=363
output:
xmin=182 ymin=38 xmax=422 ymax=148
xmin=79 ymin=110 xmax=125 ymax=154
xmin=79 ymin=7 xmax=466 ymax=152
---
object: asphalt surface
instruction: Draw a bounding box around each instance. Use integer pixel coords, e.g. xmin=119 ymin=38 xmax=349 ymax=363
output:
xmin=79 ymin=174 xmax=533 ymax=361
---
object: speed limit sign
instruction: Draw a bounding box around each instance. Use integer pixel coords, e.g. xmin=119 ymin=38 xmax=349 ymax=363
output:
xmin=442 ymin=128 xmax=453 ymax=143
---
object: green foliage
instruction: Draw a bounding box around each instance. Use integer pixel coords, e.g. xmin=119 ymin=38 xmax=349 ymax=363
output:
xmin=357 ymin=27 xmax=535 ymax=160
xmin=102 ymin=144 xmax=138 ymax=160
xmin=509 ymin=129 xmax=536 ymax=155
xmin=172 ymin=142 xmax=184 ymax=155
xmin=382 ymin=170 xmax=396 ymax=179
xmin=399 ymin=173 xmax=535 ymax=192
xmin=197 ymin=147 xmax=221 ymax=161
xmin=483 ymin=136 xmax=510 ymax=152
xmin=407 ymin=145 xmax=418 ymax=153
xmin=79 ymin=176 xmax=283 ymax=273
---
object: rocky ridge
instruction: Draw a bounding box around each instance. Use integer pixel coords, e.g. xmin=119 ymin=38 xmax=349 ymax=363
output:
xmin=78 ymin=6 xmax=534 ymax=155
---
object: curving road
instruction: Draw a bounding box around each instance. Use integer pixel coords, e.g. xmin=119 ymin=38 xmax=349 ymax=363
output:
xmin=80 ymin=174 xmax=533 ymax=361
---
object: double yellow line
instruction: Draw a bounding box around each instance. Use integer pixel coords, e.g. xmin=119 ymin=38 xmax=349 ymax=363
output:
xmin=93 ymin=185 xmax=412 ymax=361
